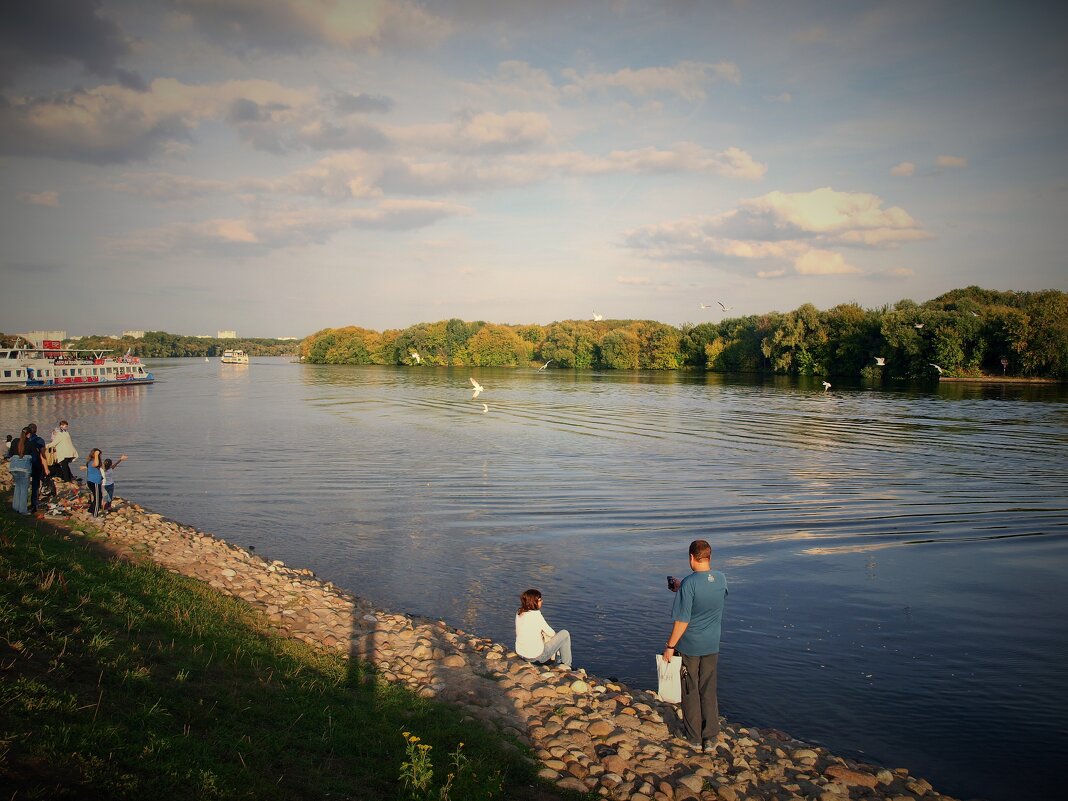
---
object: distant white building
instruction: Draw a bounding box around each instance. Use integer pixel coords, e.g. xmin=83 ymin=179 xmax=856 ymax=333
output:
xmin=217 ymin=330 xmax=237 ymax=339
xmin=276 ymin=336 xmax=300 ymax=341
xmin=23 ymin=330 xmax=67 ymax=347
xmin=123 ymin=330 xmax=145 ymax=339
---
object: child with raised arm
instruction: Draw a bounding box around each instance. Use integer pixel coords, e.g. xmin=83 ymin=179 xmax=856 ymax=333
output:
xmin=101 ymin=454 xmax=127 ymax=510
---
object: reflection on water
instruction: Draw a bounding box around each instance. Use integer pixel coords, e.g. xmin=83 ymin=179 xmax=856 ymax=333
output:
xmin=2 ymin=360 xmax=1065 ymax=801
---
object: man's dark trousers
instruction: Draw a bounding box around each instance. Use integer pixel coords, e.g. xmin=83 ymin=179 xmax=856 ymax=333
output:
xmin=681 ymin=652 xmax=719 ymax=742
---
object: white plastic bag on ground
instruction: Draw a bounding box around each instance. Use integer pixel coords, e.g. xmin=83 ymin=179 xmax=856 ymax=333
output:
xmin=655 ymin=653 xmax=682 ymax=703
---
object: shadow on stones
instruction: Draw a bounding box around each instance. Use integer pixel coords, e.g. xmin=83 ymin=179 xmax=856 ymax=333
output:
xmin=341 ymin=595 xmax=715 ymax=801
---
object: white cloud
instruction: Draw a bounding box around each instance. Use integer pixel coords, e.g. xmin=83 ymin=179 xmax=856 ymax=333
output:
xmin=106 ymin=199 xmax=472 ymax=256
xmin=172 ymin=0 xmax=449 ymax=53
xmin=19 ymin=190 xmax=58 ymax=207
xmin=453 ymin=110 xmax=552 ymax=152
xmin=766 ymin=92 xmax=793 ymax=104
xmin=624 ymin=187 xmax=929 ymax=278
xmin=398 ymin=110 xmax=553 ymax=154
xmin=0 ymin=77 xmax=315 ymax=163
xmin=936 ymin=154 xmax=967 ymax=168
xmin=794 ymin=249 xmax=859 ymax=275
xmin=561 ymin=60 xmax=741 ymax=101
xmin=270 ymin=142 xmax=766 ymax=200
xmin=107 ymin=173 xmax=229 ymax=201
xmin=736 ymin=187 xmax=924 ymax=237
xmin=890 ymin=161 xmax=915 ymax=177
xmin=569 ymin=144 xmax=765 ymax=180
xmin=465 ymin=61 xmax=561 ymax=106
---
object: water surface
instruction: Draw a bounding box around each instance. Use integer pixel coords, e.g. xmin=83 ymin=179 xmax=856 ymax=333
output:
xmin=3 ymin=359 xmax=1065 ymax=801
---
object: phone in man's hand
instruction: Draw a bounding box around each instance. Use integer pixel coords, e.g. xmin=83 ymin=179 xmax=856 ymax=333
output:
xmin=667 ymin=575 xmax=678 ymax=591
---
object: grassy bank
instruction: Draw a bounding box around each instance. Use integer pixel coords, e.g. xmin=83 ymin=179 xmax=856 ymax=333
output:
xmin=0 ymin=511 xmax=567 ymax=801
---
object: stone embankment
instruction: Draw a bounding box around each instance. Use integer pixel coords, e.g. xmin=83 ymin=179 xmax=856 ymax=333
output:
xmin=1 ymin=467 xmax=961 ymax=801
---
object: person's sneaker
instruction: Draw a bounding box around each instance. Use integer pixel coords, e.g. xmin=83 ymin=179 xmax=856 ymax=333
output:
xmin=701 ymin=739 xmax=714 ymax=753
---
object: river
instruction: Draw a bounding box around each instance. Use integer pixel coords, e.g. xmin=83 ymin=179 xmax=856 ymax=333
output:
xmin=2 ymin=358 xmax=1065 ymax=801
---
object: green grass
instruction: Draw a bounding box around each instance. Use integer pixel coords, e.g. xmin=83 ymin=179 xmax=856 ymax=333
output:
xmin=0 ymin=510 xmax=569 ymax=801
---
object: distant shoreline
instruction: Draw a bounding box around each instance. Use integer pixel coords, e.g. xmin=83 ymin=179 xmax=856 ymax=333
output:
xmin=939 ymin=376 xmax=1063 ymax=384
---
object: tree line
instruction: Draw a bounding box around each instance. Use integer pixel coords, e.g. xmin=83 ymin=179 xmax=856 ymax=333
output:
xmin=0 ymin=331 xmax=299 ymax=358
xmin=300 ymin=287 xmax=1068 ymax=379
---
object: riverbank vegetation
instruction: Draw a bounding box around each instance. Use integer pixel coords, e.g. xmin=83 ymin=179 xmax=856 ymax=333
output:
xmin=300 ymin=287 xmax=1068 ymax=379
xmin=0 ymin=513 xmax=559 ymax=800
xmin=62 ymin=331 xmax=298 ymax=358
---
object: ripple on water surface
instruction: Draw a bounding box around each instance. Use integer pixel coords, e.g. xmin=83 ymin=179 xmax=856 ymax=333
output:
xmin=2 ymin=360 xmax=1066 ymax=801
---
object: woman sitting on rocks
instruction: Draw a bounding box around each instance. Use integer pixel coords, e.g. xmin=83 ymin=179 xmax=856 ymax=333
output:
xmin=515 ymin=588 xmax=572 ymax=669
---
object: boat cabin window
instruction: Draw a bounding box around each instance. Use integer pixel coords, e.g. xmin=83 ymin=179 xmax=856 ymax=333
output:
xmin=3 ymin=370 xmax=10 ymax=377
xmin=16 ymin=370 xmax=23 ymax=377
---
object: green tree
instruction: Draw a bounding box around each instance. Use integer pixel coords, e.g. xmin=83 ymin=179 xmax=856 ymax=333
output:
xmin=600 ymin=327 xmax=641 ymax=369
xmin=637 ymin=322 xmax=681 ymax=369
xmin=467 ymin=324 xmax=529 ymax=366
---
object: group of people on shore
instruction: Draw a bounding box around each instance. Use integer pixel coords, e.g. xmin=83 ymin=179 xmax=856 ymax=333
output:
xmin=516 ymin=539 xmax=727 ymax=753
xmin=5 ymin=420 xmax=127 ymax=517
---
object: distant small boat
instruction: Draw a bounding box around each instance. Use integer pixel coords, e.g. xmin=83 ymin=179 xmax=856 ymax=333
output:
xmin=221 ymin=349 xmax=249 ymax=365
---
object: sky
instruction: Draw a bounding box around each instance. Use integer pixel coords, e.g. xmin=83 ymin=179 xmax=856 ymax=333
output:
xmin=1 ymin=0 xmax=1065 ymax=339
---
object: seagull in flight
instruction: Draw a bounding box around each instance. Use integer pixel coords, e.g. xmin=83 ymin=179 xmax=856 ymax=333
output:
xmin=409 ymin=350 xmax=421 ymax=364
xmin=822 ymin=381 xmax=832 ymax=391
xmin=539 ymin=360 xmax=552 ymax=371
xmin=874 ymin=356 xmax=886 ymax=366
xmin=970 ymin=311 xmax=980 ymax=317
xmin=914 ymin=323 xmax=925 ymax=329
xmin=929 ymin=363 xmax=945 ymax=375
xmin=592 ymin=312 xmax=604 ymax=321
xmin=481 ymin=403 xmax=489 ymax=413
xmin=717 ymin=301 xmax=734 ymax=312
xmin=469 ymin=377 xmax=484 ymax=398
xmin=700 ymin=303 xmax=713 ymax=309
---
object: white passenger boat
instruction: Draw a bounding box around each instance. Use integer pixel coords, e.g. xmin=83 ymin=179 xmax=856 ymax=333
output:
xmin=0 ymin=341 xmax=154 ymax=393
xmin=221 ymin=349 xmax=249 ymax=364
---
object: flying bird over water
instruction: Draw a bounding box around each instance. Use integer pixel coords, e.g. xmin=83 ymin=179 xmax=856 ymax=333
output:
xmin=481 ymin=403 xmax=489 ymax=413
xmin=469 ymin=377 xmax=484 ymax=398
xmin=930 ymin=363 xmax=945 ymax=374
xmin=410 ymin=350 xmax=421 ymax=364
xmin=914 ymin=323 xmax=925 ymax=329
xmin=592 ymin=313 xmax=604 ymax=321
xmin=539 ymin=360 xmax=552 ymax=371
xmin=822 ymin=381 xmax=832 ymax=391
xmin=874 ymin=356 xmax=886 ymax=366
xmin=717 ymin=301 xmax=733 ymax=312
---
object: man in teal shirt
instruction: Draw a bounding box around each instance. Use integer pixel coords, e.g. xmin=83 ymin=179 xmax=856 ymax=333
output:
xmin=663 ymin=539 xmax=728 ymax=752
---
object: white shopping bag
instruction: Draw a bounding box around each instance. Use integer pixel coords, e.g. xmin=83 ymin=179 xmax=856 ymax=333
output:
xmin=655 ymin=653 xmax=683 ymax=703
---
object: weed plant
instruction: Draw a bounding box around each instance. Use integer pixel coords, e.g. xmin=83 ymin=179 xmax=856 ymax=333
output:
xmin=0 ymin=511 xmax=570 ymax=800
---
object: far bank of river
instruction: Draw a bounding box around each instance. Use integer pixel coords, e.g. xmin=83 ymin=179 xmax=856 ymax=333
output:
xmin=0 ymin=462 xmax=963 ymax=801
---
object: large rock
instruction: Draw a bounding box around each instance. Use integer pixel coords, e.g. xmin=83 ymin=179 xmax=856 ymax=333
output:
xmin=824 ymin=765 xmax=878 ymax=788
xmin=589 ymin=720 xmax=615 ymax=738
